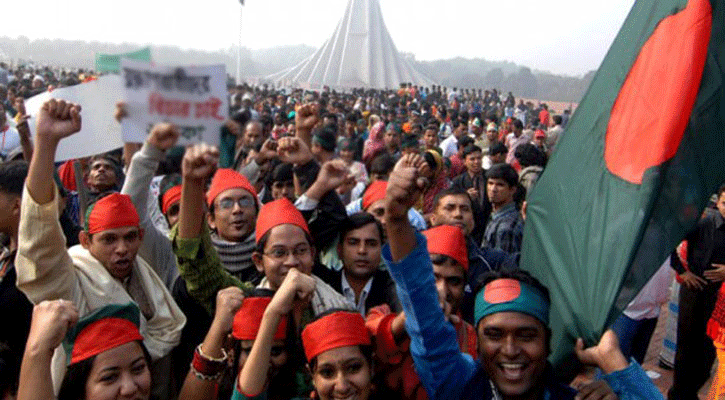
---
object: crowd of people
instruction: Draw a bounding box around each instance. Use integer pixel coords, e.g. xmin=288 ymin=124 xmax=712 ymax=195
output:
xmin=0 ymin=61 xmax=718 ymax=400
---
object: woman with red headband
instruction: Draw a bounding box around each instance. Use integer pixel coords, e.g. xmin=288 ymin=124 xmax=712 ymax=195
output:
xmin=301 ymin=309 xmax=376 ymax=400
xmin=17 ymin=301 xmax=151 ymax=400
xmin=179 ymin=268 xmax=315 ymax=400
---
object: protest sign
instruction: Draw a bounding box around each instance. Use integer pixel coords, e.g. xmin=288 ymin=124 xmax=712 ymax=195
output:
xmin=25 ymin=75 xmax=124 ymax=162
xmin=120 ymin=59 xmax=227 ymax=147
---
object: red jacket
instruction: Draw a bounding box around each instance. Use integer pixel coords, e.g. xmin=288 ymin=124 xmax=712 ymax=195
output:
xmin=366 ymin=305 xmax=477 ymax=400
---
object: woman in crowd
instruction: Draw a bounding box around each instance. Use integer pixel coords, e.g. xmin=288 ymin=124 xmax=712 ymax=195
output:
xmin=301 ymin=309 xmax=377 ymax=400
xmin=179 ymin=283 xmax=301 ymax=400
xmin=18 ymin=301 xmax=151 ymax=400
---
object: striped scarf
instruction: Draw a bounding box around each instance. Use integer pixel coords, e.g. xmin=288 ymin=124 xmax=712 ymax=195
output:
xmin=210 ymin=232 xmax=262 ymax=285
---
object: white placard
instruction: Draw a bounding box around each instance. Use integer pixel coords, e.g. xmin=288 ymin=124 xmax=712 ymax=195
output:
xmin=25 ymin=75 xmax=125 ymax=162
xmin=120 ymin=59 xmax=227 ymax=146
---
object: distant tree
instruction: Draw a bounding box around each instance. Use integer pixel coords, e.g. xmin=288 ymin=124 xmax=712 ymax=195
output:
xmin=484 ymin=68 xmax=504 ymax=88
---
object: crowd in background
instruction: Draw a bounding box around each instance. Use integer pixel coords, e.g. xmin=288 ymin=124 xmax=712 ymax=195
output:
xmin=0 ymin=60 xmax=693 ymax=400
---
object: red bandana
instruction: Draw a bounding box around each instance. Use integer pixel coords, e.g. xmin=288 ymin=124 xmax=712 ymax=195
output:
xmin=161 ymin=185 xmax=182 ymax=214
xmin=86 ymin=193 xmax=140 ymax=234
xmin=362 ymin=180 xmax=387 ymax=210
xmin=206 ymin=168 xmax=257 ymax=207
xmin=232 ymin=297 xmax=287 ymax=341
xmin=255 ymin=198 xmax=310 ymax=244
xmin=301 ymin=311 xmax=370 ymax=362
xmin=423 ymin=225 xmax=469 ymax=271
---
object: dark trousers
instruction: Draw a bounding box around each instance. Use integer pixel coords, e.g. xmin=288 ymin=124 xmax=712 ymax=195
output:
xmin=668 ymin=282 xmax=720 ymax=400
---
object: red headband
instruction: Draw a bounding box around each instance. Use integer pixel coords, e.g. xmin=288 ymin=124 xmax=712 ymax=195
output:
xmin=206 ymin=168 xmax=257 ymax=207
xmin=423 ymin=225 xmax=469 ymax=271
xmin=232 ymin=297 xmax=287 ymax=341
xmin=255 ymin=198 xmax=310 ymax=244
xmin=161 ymin=185 xmax=182 ymax=214
xmin=362 ymin=180 xmax=387 ymax=210
xmin=301 ymin=311 xmax=371 ymax=362
xmin=86 ymin=193 xmax=140 ymax=234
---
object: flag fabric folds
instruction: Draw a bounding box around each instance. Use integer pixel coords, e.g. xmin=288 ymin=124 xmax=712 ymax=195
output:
xmin=520 ymin=0 xmax=725 ymax=373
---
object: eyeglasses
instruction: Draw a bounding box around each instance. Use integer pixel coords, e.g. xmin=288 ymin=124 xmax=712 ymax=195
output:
xmin=263 ymin=244 xmax=311 ymax=260
xmin=217 ymin=197 xmax=255 ymax=210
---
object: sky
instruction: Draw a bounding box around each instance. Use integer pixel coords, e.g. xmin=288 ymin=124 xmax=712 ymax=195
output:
xmin=3 ymin=0 xmax=636 ymax=77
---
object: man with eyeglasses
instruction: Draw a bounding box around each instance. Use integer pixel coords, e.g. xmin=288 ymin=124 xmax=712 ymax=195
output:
xmin=172 ymin=143 xmax=351 ymax=318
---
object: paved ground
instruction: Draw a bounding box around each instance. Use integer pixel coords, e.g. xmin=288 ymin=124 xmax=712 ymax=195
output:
xmin=640 ymin=304 xmax=713 ymax=399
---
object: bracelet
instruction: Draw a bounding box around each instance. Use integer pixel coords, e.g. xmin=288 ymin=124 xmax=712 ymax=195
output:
xmin=197 ymin=344 xmax=227 ymax=363
xmin=191 ymin=344 xmax=227 ymax=380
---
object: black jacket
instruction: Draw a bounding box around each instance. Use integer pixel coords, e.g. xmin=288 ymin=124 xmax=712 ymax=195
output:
xmin=671 ymin=208 xmax=725 ymax=276
xmin=314 ymin=265 xmax=401 ymax=315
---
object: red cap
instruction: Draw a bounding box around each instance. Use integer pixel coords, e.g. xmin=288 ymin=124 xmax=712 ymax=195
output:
xmin=161 ymin=185 xmax=182 ymax=214
xmin=362 ymin=180 xmax=387 ymax=210
xmin=232 ymin=297 xmax=287 ymax=341
xmin=534 ymin=129 xmax=546 ymax=139
xmin=85 ymin=193 xmax=140 ymax=234
xmin=58 ymin=160 xmax=77 ymax=192
xmin=423 ymin=225 xmax=468 ymax=271
xmin=63 ymin=303 xmax=143 ymax=365
xmin=206 ymin=169 xmax=257 ymax=207
xmin=301 ymin=311 xmax=371 ymax=362
xmin=255 ymin=198 xmax=310 ymax=244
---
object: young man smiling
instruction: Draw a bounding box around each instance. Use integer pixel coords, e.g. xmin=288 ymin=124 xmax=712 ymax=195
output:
xmin=380 ymin=153 xmax=663 ymax=400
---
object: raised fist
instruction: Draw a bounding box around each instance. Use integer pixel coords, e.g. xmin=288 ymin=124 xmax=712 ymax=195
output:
xmin=114 ymin=101 xmax=128 ymax=123
xmin=267 ymin=268 xmax=316 ymax=316
xmin=182 ymin=143 xmax=219 ymax=181
xmin=35 ymin=99 xmax=82 ymax=143
xmin=277 ymin=136 xmax=313 ymax=165
xmin=26 ymin=300 xmax=79 ymax=354
xmin=317 ymin=159 xmax=353 ymax=193
xmin=254 ymin=138 xmax=278 ymax=165
xmin=295 ymin=103 xmax=320 ymax=132
xmin=148 ymin=123 xmax=180 ymax=151
xmin=213 ymin=286 xmax=245 ymax=333
xmin=386 ymin=153 xmax=430 ymax=219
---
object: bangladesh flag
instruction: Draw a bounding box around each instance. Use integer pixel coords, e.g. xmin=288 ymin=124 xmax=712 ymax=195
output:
xmin=520 ymin=0 xmax=725 ymax=374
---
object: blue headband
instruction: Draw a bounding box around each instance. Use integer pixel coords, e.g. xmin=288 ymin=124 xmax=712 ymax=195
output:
xmin=474 ymin=278 xmax=550 ymax=326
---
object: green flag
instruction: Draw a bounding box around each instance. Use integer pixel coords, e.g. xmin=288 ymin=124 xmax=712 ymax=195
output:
xmin=520 ymin=0 xmax=725 ymax=374
xmin=95 ymin=47 xmax=152 ymax=73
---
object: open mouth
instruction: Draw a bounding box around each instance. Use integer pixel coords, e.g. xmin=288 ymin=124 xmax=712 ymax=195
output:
xmin=498 ymin=362 xmax=528 ymax=381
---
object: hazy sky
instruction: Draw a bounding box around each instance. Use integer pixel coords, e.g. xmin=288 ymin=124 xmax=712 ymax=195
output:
xmin=3 ymin=0 xmax=635 ymax=77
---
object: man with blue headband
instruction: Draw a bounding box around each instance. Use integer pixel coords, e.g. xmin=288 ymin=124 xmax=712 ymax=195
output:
xmin=381 ymin=153 xmax=663 ymax=400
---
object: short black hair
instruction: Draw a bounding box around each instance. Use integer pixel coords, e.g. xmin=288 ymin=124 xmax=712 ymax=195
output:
xmin=489 ymin=142 xmax=508 ymax=156
xmin=514 ymin=143 xmax=546 ymax=168
xmin=369 ymin=154 xmax=396 ymax=177
xmin=553 ymin=115 xmax=562 ymax=125
xmin=431 ymin=187 xmax=472 ymax=211
xmin=340 ymin=212 xmax=383 ymax=243
xmin=458 ymin=136 xmax=474 ymax=149
xmin=0 ymin=160 xmax=28 ymax=195
xmin=486 ymin=163 xmax=518 ymax=187
xmin=512 ymin=119 xmax=524 ymax=130
xmin=718 ymin=184 xmax=725 ymax=198
xmin=462 ymin=145 xmax=482 ymax=159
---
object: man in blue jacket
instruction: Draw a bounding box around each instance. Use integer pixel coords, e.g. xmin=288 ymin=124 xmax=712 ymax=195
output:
xmin=381 ymin=153 xmax=663 ymax=400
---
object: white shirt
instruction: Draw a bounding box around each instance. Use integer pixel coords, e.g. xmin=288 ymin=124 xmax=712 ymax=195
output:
xmin=341 ymin=270 xmax=374 ymax=316
xmin=0 ymin=125 xmax=20 ymax=158
xmin=440 ymin=135 xmax=458 ymax=158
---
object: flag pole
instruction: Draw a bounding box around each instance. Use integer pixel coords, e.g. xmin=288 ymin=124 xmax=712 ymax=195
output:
xmin=237 ymin=3 xmax=243 ymax=84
